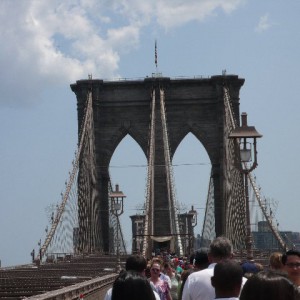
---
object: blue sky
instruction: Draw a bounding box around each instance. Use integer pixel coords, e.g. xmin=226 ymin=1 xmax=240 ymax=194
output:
xmin=0 ymin=0 xmax=299 ymax=267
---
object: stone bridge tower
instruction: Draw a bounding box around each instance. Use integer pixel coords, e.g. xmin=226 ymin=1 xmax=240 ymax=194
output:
xmin=71 ymin=75 xmax=244 ymax=253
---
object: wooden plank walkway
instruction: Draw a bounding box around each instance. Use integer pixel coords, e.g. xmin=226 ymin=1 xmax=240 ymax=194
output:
xmin=0 ymin=254 xmax=123 ymax=299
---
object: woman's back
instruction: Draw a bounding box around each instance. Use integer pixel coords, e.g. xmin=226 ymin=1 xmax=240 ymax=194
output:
xmin=112 ymin=270 xmax=156 ymax=300
xmin=240 ymin=270 xmax=300 ymax=300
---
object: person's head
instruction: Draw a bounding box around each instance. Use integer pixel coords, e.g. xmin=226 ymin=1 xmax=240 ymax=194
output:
xmin=150 ymin=260 xmax=161 ymax=278
xmin=211 ymin=259 xmax=243 ymax=298
xmin=192 ymin=248 xmax=209 ymax=270
xmin=208 ymin=236 xmax=233 ymax=263
xmin=282 ymin=250 xmax=300 ymax=285
xmin=269 ymin=252 xmax=283 ymax=270
xmin=151 ymin=257 xmax=163 ymax=266
xmin=240 ymin=270 xmax=300 ymax=300
xmin=173 ymin=257 xmax=179 ymax=266
xmin=241 ymin=261 xmax=259 ymax=278
xmin=112 ymin=270 xmax=156 ymax=300
xmin=163 ymin=262 xmax=173 ymax=275
xmin=125 ymin=255 xmax=147 ymax=274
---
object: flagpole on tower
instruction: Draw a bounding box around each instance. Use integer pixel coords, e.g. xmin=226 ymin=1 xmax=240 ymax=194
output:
xmin=153 ymin=40 xmax=161 ymax=78
xmin=155 ymin=39 xmax=158 ymax=72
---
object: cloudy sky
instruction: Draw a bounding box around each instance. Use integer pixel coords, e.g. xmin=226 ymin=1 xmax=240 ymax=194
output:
xmin=1 ymin=0 xmax=299 ymax=267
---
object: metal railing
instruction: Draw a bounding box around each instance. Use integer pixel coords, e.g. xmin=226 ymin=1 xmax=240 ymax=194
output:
xmin=26 ymin=274 xmax=117 ymax=300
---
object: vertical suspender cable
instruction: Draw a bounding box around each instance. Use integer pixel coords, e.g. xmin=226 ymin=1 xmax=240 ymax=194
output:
xmin=160 ymin=88 xmax=183 ymax=256
xmin=142 ymin=88 xmax=156 ymax=257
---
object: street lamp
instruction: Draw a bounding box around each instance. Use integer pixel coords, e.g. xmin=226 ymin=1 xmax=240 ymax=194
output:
xmin=188 ymin=206 xmax=197 ymax=254
xmin=109 ymin=184 xmax=126 ymax=273
xmin=189 ymin=205 xmax=198 ymax=228
xmin=229 ymin=112 xmax=262 ymax=260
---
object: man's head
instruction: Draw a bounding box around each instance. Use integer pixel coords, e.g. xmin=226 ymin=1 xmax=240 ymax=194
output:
xmin=209 ymin=236 xmax=233 ymax=263
xmin=211 ymin=259 xmax=243 ymax=298
xmin=241 ymin=261 xmax=259 ymax=278
xmin=191 ymin=248 xmax=209 ymax=270
xmin=282 ymin=250 xmax=300 ymax=285
xmin=125 ymin=255 xmax=147 ymax=274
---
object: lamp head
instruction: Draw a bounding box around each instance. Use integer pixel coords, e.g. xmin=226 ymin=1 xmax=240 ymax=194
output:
xmin=229 ymin=113 xmax=262 ymax=139
xmin=228 ymin=112 xmax=262 ymax=172
xmin=109 ymin=184 xmax=126 ymax=199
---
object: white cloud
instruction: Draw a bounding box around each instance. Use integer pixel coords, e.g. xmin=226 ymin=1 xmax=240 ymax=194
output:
xmin=255 ymin=13 xmax=272 ymax=33
xmin=154 ymin=0 xmax=243 ymax=29
xmin=0 ymin=0 xmax=244 ymax=106
xmin=107 ymin=25 xmax=140 ymax=53
xmin=101 ymin=0 xmax=243 ymax=30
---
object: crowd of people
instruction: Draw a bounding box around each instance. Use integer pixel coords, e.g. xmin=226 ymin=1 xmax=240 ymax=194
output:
xmin=105 ymin=237 xmax=300 ymax=300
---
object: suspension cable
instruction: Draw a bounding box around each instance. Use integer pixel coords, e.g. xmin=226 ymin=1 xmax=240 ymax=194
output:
xmin=142 ymin=88 xmax=156 ymax=257
xmin=39 ymin=91 xmax=93 ymax=259
xmin=160 ymin=87 xmax=183 ymax=256
xmin=224 ymin=84 xmax=286 ymax=251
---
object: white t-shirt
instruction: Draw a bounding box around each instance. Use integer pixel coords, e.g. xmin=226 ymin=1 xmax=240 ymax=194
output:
xmin=182 ymin=263 xmax=216 ymax=300
xmin=214 ymin=298 xmax=239 ymax=300
xmin=182 ymin=263 xmax=246 ymax=300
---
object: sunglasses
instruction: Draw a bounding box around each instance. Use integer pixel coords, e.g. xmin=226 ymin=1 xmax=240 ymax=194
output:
xmin=151 ymin=268 xmax=160 ymax=273
xmin=286 ymin=263 xmax=300 ymax=268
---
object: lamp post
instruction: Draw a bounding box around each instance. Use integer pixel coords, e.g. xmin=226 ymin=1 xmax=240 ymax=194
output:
xmin=189 ymin=205 xmax=198 ymax=228
xmin=229 ymin=112 xmax=262 ymax=260
xmin=109 ymin=184 xmax=126 ymax=273
xmin=188 ymin=206 xmax=197 ymax=253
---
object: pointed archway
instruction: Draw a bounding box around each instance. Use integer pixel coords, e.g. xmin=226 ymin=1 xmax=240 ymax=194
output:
xmin=173 ymin=133 xmax=211 ymax=248
xmin=109 ymin=134 xmax=147 ymax=253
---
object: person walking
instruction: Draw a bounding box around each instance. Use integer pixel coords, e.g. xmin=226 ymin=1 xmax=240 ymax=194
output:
xmin=149 ymin=261 xmax=172 ymax=300
xmin=164 ymin=262 xmax=180 ymax=300
xmin=211 ymin=260 xmax=243 ymax=300
xmin=182 ymin=236 xmax=247 ymax=300
xmin=111 ymin=270 xmax=156 ymax=300
xmin=104 ymin=255 xmax=160 ymax=300
xmin=282 ymin=249 xmax=300 ymax=288
xmin=240 ymin=270 xmax=300 ymax=300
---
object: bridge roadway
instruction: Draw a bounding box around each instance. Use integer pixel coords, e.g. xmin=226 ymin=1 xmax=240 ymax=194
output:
xmin=0 ymin=254 xmax=123 ymax=299
xmin=0 ymin=250 xmax=272 ymax=299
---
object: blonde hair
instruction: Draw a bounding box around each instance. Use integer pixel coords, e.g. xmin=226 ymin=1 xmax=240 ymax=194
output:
xmin=150 ymin=258 xmax=163 ymax=267
xmin=269 ymin=252 xmax=283 ymax=270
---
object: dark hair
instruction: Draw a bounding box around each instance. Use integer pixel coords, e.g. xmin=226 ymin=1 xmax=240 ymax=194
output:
xmin=282 ymin=250 xmax=300 ymax=265
xmin=125 ymin=255 xmax=147 ymax=272
xmin=112 ymin=270 xmax=156 ymax=300
xmin=240 ymin=270 xmax=300 ymax=300
xmin=211 ymin=260 xmax=243 ymax=292
xmin=209 ymin=236 xmax=233 ymax=259
xmin=192 ymin=248 xmax=209 ymax=269
xmin=164 ymin=262 xmax=171 ymax=269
